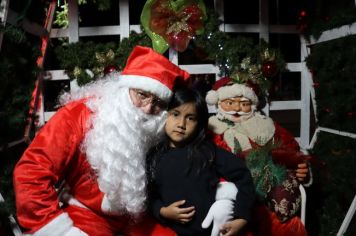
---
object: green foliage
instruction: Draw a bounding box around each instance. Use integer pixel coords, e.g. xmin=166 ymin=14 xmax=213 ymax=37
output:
xmin=193 ymin=10 xmax=285 ymax=96
xmin=53 ymin=3 xmax=69 ymax=28
xmin=54 ymin=10 xmax=285 ymax=93
xmin=306 ymin=35 xmax=356 ymax=133
xmin=308 ymin=132 xmax=356 ymax=235
xmin=245 ymin=144 xmax=287 ymax=200
xmin=302 ymin=0 xmax=356 ymax=39
xmin=115 ymin=31 xmax=152 ymax=70
xmin=78 ymin=0 xmax=111 ymax=11
xmin=55 ymin=31 xmax=151 ymax=85
xmin=0 ymin=27 xmax=38 ymax=145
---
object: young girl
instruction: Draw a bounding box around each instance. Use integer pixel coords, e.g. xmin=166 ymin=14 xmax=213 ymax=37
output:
xmin=146 ymin=88 xmax=255 ymax=236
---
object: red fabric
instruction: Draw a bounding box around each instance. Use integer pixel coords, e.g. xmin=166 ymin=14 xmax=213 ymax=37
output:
xmin=266 ymin=171 xmax=301 ymax=222
xmin=13 ymin=101 xmax=111 ymax=234
xmin=121 ymin=46 xmax=190 ymax=90
xmin=212 ymin=77 xmax=233 ymax=90
xmin=126 ymin=214 xmax=177 ymax=236
xmin=246 ymin=205 xmax=307 ymax=236
xmin=66 ymin=205 xmax=127 ymax=236
xmin=207 ymin=130 xmax=231 ymax=153
xmin=65 ymin=206 xmax=176 ymax=236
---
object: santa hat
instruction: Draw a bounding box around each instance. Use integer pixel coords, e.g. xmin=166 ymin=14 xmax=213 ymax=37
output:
xmin=205 ymin=77 xmax=259 ymax=105
xmin=119 ymin=46 xmax=190 ymax=102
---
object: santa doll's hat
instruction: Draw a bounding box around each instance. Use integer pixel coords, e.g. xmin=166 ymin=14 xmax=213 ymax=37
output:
xmin=119 ymin=46 xmax=190 ymax=102
xmin=205 ymin=77 xmax=259 ymax=105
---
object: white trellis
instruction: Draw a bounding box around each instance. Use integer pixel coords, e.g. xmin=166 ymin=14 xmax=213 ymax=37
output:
xmin=0 ymin=0 xmax=10 ymax=50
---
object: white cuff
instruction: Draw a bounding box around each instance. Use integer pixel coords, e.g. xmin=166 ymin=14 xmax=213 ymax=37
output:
xmin=64 ymin=226 xmax=88 ymax=236
xmin=24 ymin=213 xmax=73 ymax=236
xmin=215 ymin=182 xmax=238 ymax=201
xmin=302 ymin=166 xmax=313 ymax=187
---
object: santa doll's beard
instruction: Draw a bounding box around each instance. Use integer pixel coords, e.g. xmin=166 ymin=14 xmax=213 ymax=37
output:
xmin=83 ymin=87 xmax=166 ymax=217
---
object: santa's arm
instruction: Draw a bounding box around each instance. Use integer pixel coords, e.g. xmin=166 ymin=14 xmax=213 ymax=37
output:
xmin=272 ymin=122 xmax=313 ymax=185
xmin=13 ymin=103 xmax=88 ymax=235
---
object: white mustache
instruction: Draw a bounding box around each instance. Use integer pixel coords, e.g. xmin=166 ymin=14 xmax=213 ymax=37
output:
xmin=223 ymin=110 xmax=251 ymax=116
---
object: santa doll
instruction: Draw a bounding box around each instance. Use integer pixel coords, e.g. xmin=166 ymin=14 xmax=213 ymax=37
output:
xmin=13 ymin=46 xmax=190 ymax=236
xmin=206 ymin=77 xmax=312 ymax=236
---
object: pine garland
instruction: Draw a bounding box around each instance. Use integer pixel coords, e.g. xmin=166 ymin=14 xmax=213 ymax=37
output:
xmin=300 ymin=0 xmax=356 ymax=39
xmin=55 ymin=10 xmax=285 ymax=94
xmin=306 ymin=35 xmax=356 ymax=133
xmin=55 ymin=31 xmax=152 ymax=85
xmin=308 ymin=132 xmax=356 ymax=235
xmin=0 ymin=26 xmax=38 ymax=145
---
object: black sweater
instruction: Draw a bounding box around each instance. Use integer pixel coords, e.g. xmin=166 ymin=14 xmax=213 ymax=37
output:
xmin=148 ymin=144 xmax=255 ymax=236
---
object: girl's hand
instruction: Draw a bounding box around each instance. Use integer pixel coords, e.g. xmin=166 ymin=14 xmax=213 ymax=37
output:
xmin=219 ymin=218 xmax=247 ymax=236
xmin=160 ymin=200 xmax=195 ymax=224
xmin=296 ymin=162 xmax=309 ymax=182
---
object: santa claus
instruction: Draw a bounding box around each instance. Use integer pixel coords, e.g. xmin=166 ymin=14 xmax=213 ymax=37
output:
xmin=206 ymin=77 xmax=312 ymax=236
xmin=13 ymin=46 xmax=190 ymax=236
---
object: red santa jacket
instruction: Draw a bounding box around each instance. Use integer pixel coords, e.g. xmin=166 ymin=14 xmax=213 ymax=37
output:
xmin=13 ymin=100 xmax=112 ymax=233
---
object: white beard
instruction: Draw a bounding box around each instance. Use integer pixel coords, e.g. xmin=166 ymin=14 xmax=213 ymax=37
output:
xmin=63 ymin=77 xmax=166 ymax=217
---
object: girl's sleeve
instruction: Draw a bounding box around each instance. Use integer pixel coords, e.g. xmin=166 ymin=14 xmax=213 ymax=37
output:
xmin=214 ymin=147 xmax=256 ymax=221
xmin=13 ymin=103 xmax=88 ymax=234
xmin=147 ymin=181 xmax=167 ymax=224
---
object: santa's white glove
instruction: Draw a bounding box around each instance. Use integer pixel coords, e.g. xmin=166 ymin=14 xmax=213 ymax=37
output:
xmin=64 ymin=226 xmax=88 ymax=236
xmin=202 ymin=182 xmax=238 ymax=236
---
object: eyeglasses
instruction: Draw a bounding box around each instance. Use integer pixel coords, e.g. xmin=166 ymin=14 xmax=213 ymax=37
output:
xmin=130 ymin=89 xmax=167 ymax=113
xmin=219 ymin=98 xmax=252 ymax=111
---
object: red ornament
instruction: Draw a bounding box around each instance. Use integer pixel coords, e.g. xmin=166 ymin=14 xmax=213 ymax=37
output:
xmin=104 ymin=65 xmax=118 ymax=75
xmin=300 ymin=10 xmax=307 ymax=17
xmin=313 ymin=82 xmax=320 ymax=88
xmin=262 ymin=61 xmax=278 ymax=78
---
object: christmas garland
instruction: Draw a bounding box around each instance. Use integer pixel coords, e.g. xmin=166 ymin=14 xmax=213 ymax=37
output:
xmin=306 ymin=34 xmax=356 ymax=133
xmin=298 ymin=0 xmax=356 ymax=39
xmin=55 ymin=9 xmax=285 ymax=97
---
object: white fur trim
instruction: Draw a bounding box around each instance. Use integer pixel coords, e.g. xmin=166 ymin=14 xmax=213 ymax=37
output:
xmin=63 ymin=226 xmax=88 ymax=236
xmin=119 ymin=75 xmax=172 ymax=102
xmin=302 ymin=165 xmax=313 ymax=187
xmin=68 ymin=197 xmax=89 ymax=210
xmin=240 ymin=113 xmax=275 ymax=145
xmin=217 ymin=84 xmax=258 ymax=105
xmin=208 ymin=116 xmax=230 ymax=135
xmin=206 ymin=90 xmax=219 ymax=105
xmin=215 ymin=182 xmax=238 ymax=201
xmin=24 ymin=213 xmax=73 ymax=236
xmin=224 ymin=129 xmax=252 ymax=152
xmin=101 ymin=194 xmax=115 ymax=214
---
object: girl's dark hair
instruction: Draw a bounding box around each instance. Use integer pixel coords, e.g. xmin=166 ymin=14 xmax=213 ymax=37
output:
xmin=147 ymin=88 xmax=215 ymax=181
